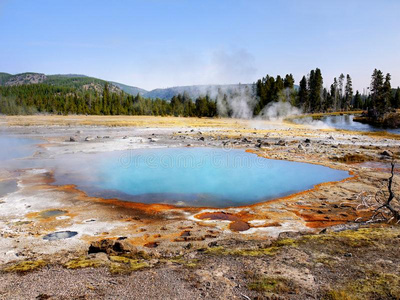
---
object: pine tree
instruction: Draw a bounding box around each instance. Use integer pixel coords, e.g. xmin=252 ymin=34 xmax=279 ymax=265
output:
xmin=283 ymin=74 xmax=294 ymax=89
xmin=298 ymin=76 xmax=308 ymax=110
xmin=354 ymin=91 xmax=362 ymax=109
xmin=338 ymin=73 xmax=345 ymax=110
xmin=370 ymin=69 xmax=385 ymax=117
xmin=393 ymin=88 xmax=400 ymax=109
xmin=330 ymin=78 xmax=338 ymax=111
xmin=383 ymin=73 xmax=391 ymax=109
xmin=344 ymin=74 xmax=353 ymax=111
xmin=308 ymin=68 xmax=323 ymax=112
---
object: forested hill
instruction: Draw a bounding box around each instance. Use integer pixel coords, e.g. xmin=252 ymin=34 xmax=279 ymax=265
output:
xmin=0 ymin=72 xmax=146 ymax=96
xmin=1 ymin=68 xmax=398 ymax=118
xmin=0 ymin=72 xmax=256 ymax=100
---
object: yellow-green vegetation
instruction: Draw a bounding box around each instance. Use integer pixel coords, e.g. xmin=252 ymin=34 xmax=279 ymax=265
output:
xmin=302 ymin=227 xmax=399 ymax=249
xmin=205 ymin=245 xmax=281 ymax=257
xmin=206 ymin=227 xmax=399 ymax=258
xmin=109 ymin=255 xmax=133 ymax=264
xmin=64 ymin=257 xmax=104 ymax=269
xmin=324 ymin=272 xmax=400 ymax=300
xmin=13 ymin=220 xmax=32 ymax=226
xmin=3 ymin=260 xmax=46 ymax=273
xmin=358 ymin=130 xmax=400 ymax=140
xmin=314 ymin=254 xmax=338 ymax=268
xmin=205 ymin=238 xmax=298 ymax=257
xmin=274 ymin=238 xmax=298 ymax=247
xmin=109 ymin=256 xmax=148 ymax=274
xmin=160 ymin=256 xmax=198 ymax=268
xmin=248 ymin=276 xmax=297 ymax=294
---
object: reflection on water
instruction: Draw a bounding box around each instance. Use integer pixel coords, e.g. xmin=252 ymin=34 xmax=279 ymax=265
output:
xmin=295 ymin=114 xmax=400 ymax=134
xmin=53 ymin=148 xmax=350 ymax=207
xmin=43 ymin=231 xmax=78 ymax=241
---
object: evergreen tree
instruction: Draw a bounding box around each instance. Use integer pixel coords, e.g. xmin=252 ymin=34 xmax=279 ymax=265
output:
xmin=344 ymin=74 xmax=353 ymax=111
xmin=338 ymin=74 xmax=345 ymax=110
xmin=383 ymin=73 xmax=392 ymax=109
xmin=370 ymin=69 xmax=385 ymax=117
xmin=393 ymin=88 xmax=400 ymax=109
xmin=298 ymin=76 xmax=308 ymax=110
xmin=308 ymin=68 xmax=323 ymax=112
xmin=354 ymin=91 xmax=363 ymax=109
xmin=283 ymin=74 xmax=295 ymax=89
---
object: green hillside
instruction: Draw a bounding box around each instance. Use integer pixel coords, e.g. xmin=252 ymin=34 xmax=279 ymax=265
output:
xmin=0 ymin=73 xmax=144 ymax=95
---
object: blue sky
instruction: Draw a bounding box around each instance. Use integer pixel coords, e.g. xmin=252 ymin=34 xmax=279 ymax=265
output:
xmin=0 ymin=0 xmax=399 ymax=91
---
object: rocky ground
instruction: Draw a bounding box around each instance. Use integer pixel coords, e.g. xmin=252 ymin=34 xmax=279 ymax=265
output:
xmin=0 ymin=115 xmax=399 ymax=300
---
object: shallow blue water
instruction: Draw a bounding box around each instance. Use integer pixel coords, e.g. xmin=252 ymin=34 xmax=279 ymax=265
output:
xmin=295 ymin=115 xmax=400 ymax=134
xmin=55 ymin=148 xmax=350 ymax=207
xmin=0 ymin=136 xmax=38 ymax=162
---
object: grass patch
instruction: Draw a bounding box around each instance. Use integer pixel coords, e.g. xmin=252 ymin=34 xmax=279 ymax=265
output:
xmin=13 ymin=221 xmax=32 ymax=226
xmin=205 ymin=238 xmax=298 ymax=257
xmin=314 ymin=254 xmax=338 ymax=268
xmin=274 ymin=238 xmax=298 ymax=247
xmin=301 ymin=227 xmax=399 ymax=250
xmin=109 ymin=260 xmax=148 ymax=274
xmin=248 ymin=275 xmax=297 ymax=294
xmin=324 ymin=272 xmax=400 ymax=300
xmin=109 ymin=255 xmax=133 ymax=264
xmin=108 ymin=255 xmax=148 ymax=274
xmin=205 ymin=245 xmax=281 ymax=257
xmin=160 ymin=256 xmax=198 ymax=268
xmin=3 ymin=260 xmax=46 ymax=273
xmin=64 ymin=257 xmax=103 ymax=269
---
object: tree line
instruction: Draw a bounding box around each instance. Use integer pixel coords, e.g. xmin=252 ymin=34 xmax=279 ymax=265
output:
xmin=0 ymin=83 xmax=217 ymax=117
xmin=255 ymin=68 xmax=399 ymax=115
xmin=1 ymin=69 xmax=399 ymax=117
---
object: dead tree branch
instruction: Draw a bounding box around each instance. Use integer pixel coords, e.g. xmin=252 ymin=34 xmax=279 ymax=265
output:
xmin=356 ymin=160 xmax=399 ymax=223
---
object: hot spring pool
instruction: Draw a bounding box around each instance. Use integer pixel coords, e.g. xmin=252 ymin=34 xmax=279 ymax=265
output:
xmin=0 ymin=136 xmax=39 ymax=162
xmin=54 ymin=148 xmax=350 ymax=207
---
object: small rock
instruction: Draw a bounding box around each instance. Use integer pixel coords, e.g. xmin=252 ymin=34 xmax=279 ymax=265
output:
xmin=275 ymin=140 xmax=286 ymax=146
xmin=69 ymin=137 xmax=76 ymax=142
xmin=381 ymin=150 xmax=392 ymax=157
xmin=88 ymin=239 xmax=137 ymax=255
xmin=92 ymin=252 xmax=109 ymax=262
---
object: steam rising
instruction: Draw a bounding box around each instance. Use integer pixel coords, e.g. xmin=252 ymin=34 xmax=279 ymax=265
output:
xmin=214 ymin=86 xmax=303 ymax=121
xmin=257 ymin=101 xmax=301 ymax=120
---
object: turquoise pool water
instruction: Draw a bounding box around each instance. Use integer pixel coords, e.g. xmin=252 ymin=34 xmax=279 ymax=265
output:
xmin=54 ymin=148 xmax=350 ymax=207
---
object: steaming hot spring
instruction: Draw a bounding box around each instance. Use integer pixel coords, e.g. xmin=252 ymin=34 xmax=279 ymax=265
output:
xmin=51 ymin=147 xmax=349 ymax=207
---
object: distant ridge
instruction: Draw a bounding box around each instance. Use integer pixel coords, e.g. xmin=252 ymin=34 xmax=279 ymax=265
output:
xmin=142 ymin=84 xmax=254 ymax=100
xmin=0 ymin=72 xmax=254 ymax=100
